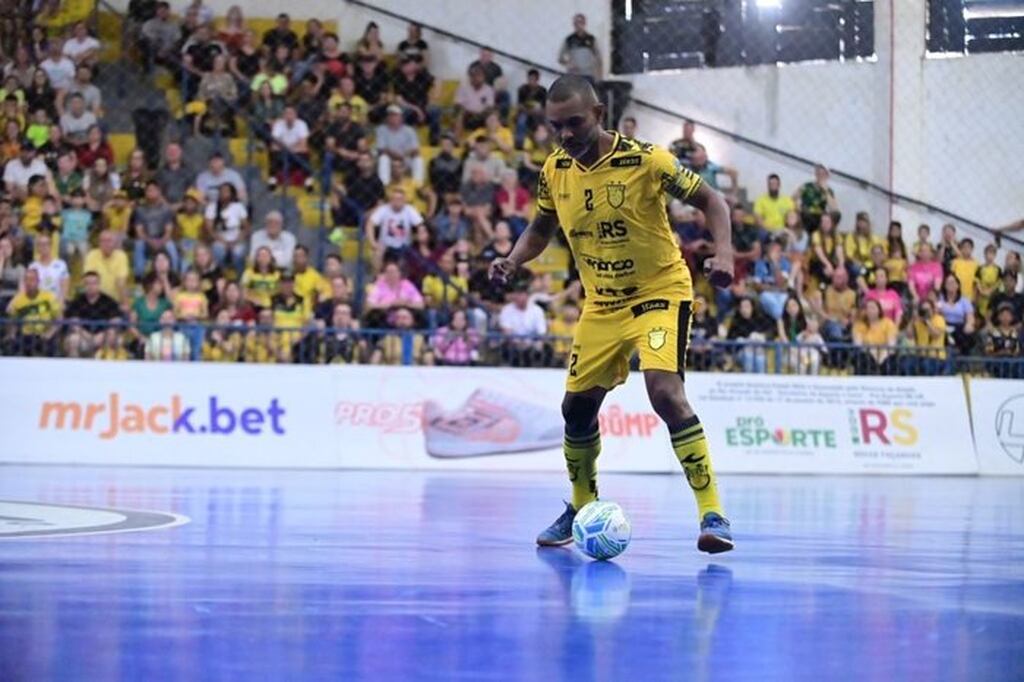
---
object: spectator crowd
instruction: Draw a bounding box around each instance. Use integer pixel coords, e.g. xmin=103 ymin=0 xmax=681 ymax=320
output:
xmin=0 ymin=6 xmax=1020 ymax=376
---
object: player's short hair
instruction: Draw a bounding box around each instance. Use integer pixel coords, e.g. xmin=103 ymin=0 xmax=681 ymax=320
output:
xmin=547 ymin=75 xmax=598 ymax=106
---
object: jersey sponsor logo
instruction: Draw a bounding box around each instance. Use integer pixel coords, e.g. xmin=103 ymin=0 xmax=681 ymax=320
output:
xmin=606 ymin=182 xmax=626 ymax=208
xmin=537 ymin=173 xmax=552 ymax=203
xmin=569 ymin=228 xmax=594 ymax=239
xmin=582 ymin=256 xmax=635 ymax=273
xmin=631 ymin=299 xmax=670 ymax=317
xmin=555 ymin=158 xmax=573 ymax=169
xmin=596 ymin=220 xmax=628 ymax=240
xmin=610 ymin=156 xmax=641 ymax=168
xmin=594 ymin=285 xmax=639 ymax=298
xmin=648 ymin=327 xmax=668 ymax=350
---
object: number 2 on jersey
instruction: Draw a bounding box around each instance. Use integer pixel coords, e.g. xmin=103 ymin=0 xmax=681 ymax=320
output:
xmin=584 ymin=189 xmax=594 ymax=211
xmin=569 ymin=353 xmax=579 ymax=377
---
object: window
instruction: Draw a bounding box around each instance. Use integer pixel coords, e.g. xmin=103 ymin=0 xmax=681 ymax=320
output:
xmin=611 ymin=0 xmax=875 ymax=74
xmin=928 ymin=0 xmax=1024 ymax=55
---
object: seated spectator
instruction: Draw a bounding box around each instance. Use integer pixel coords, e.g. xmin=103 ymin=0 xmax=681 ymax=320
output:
xmin=268 ymin=106 xmax=312 ymax=190
xmin=291 ymin=246 xmax=329 ymax=315
xmin=520 ymin=123 xmax=553 ymax=189
xmin=59 ymin=188 xmax=91 ymax=265
xmin=83 ymin=230 xmax=129 ymax=302
xmin=809 ymin=212 xmax=844 ymax=285
xmin=0 ymin=120 xmax=22 ymax=167
xmin=811 ymin=267 xmax=856 ymax=343
xmin=753 ymin=237 xmax=792 ymax=320
xmin=5 ymin=45 xmax=36 ymax=89
xmin=729 ymin=206 xmax=762 ymax=283
xmin=293 ymin=75 xmax=327 ymax=147
xmin=685 ymin=295 xmax=720 ymax=371
xmin=241 ymin=246 xmax=281 ymax=310
xmin=140 ymin=2 xmax=182 ymax=73
xmin=938 ymin=273 xmax=976 ymax=354
xmin=63 ymin=22 xmax=101 ymax=70
xmin=323 ymin=102 xmax=365 ymax=178
xmin=460 ymin=164 xmax=496 ymax=245
xmin=27 ymin=232 xmax=69 ymax=304
xmin=122 ymin=149 xmax=152 ymax=202
xmin=132 ymin=181 xmax=177 ymax=277
xmin=392 ymin=56 xmax=441 ymax=146
xmin=191 ymin=244 xmax=224 ymax=308
xmin=130 ymin=274 xmax=172 ymax=342
xmin=433 ymin=197 xmax=472 ymax=247
xmin=883 ymin=238 xmax=910 ymax=299
xmin=0 ymin=235 xmax=25 ymax=313
xmin=499 ymin=284 xmax=549 ymax=367
xmin=4 ymin=267 xmax=61 ymax=357
xmin=976 ymin=244 xmax=1002 ymax=321
xmin=148 ymin=250 xmax=181 ymax=297
xmin=229 ymin=29 xmax=262 ymax=91
xmin=144 ymin=309 xmax=191 ymax=361
xmin=795 ymin=316 xmax=827 ymax=375
xmin=469 ymin=47 xmax=509 ymax=119
xmin=244 ymin=308 xmax=280 ymax=363
xmin=951 ymin=238 xmax=979 ymax=302
xmin=25 ymin=108 xmax=53 ymax=150
xmin=76 ymin=125 xmax=113 ymax=170
xmin=64 ymin=270 xmax=121 ymax=357
xmin=388 ymin=157 xmax=435 ymax=217
xmin=777 ymin=294 xmax=806 ymax=364
xmin=913 ymin=223 xmax=932 ymax=257
xmin=937 ymin=223 xmax=959 ymax=274
xmin=852 ymin=299 xmax=898 ymax=375
xmin=181 ymin=25 xmax=227 ymax=103
xmin=495 ymin=168 xmax=530 ymax=238
xmin=984 ymin=303 xmax=1022 ymax=378
xmin=857 ymin=244 xmax=888 ymax=293
xmin=421 ymin=248 xmax=468 ymax=309
xmin=205 ymin=182 xmax=249 ymax=272
xmin=428 ymin=133 xmax=463 ymax=200
xmin=353 ymin=49 xmax=389 ymax=119
xmin=94 ymin=321 xmax=131 ymax=360
xmin=726 ymin=297 xmax=772 ymax=373
xmin=864 ymin=268 xmax=904 ymax=325
xmin=375 ymin=104 xmax=423 ymax=184
xmin=454 ymin=64 xmax=494 ymax=138
xmin=173 ymin=188 xmax=204 ymax=270
xmin=479 ymin=110 xmax=514 ymax=161
xmin=174 ymin=269 xmax=210 ymax=360
xmin=66 ymin=64 xmax=102 ymax=116
xmin=248 ymin=211 xmax=296 ymax=271
xmin=314 ymin=274 xmax=352 ymax=324
xmin=321 ymin=302 xmax=365 ymax=364
xmin=216 ymin=280 xmax=256 ymax=324
xmin=515 ymin=68 xmax=546 ymax=146
xmin=907 ymin=243 xmax=943 ymax=303
xmin=405 ymin=223 xmax=443 ymax=286
xmin=547 ymin=301 xmax=580 ymax=368
xmin=479 ymin=220 xmax=515 ymax=263
xmin=794 ymin=164 xmax=840 ymax=233
xmin=100 ymin=188 xmax=131 ymax=242
xmin=619 ymin=117 xmax=637 ymax=138
xmin=431 ymin=308 xmax=480 ymax=366
xmin=53 ymin=149 xmax=82 ymax=200
xmin=462 ymin=134 xmax=506 ymax=185
xmin=370 ymin=305 xmax=432 ymax=366
xmin=39 ymin=40 xmax=75 ymax=93
xmin=753 ymin=174 xmax=794 ymax=232
xmin=195 ymin=54 xmax=237 ymax=137
xmin=203 ymin=308 xmax=244 ymax=363
xmin=315 ymin=31 xmax=346 ymax=87
xmin=689 ymin=144 xmax=737 ymax=198
xmin=40 ymin=125 xmax=73 ymax=172
xmin=329 ymin=76 xmax=369 ymax=125
xmin=366 ymin=187 xmax=424 ymax=268
xmin=4 ymin=140 xmax=51 ymax=200
xmin=989 ymin=271 xmax=1024 ymax=325
xmin=366 ymin=261 xmax=425 ymax=324
xmin=667 ymin=119 xmax=700 ymax=161
xmin=398 ymin=22 xmax=430 ymax=66
xmin=843 ymin=212 xmax=884 ymax=278
xmin=217 ymin=5 xmax=247 ymax=53
xmin=270 ymin=273 xmax=309 ymax=362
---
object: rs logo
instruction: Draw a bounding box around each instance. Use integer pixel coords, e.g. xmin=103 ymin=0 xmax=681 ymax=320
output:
xmin=597 ymin=220 xmax=627 ymax=239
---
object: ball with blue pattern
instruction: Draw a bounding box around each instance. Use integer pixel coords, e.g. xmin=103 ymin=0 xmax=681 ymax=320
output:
xmin=572 ymin=501 xmax=632 ymax=560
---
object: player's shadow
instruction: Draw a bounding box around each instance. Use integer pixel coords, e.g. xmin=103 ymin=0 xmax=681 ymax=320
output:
xmin=535 ymin=547 xmax=632 ymax=623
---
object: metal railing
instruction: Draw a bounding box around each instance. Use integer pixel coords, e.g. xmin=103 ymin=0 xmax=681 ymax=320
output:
xmin=3 ymin=318 xmax=1023 ymax=378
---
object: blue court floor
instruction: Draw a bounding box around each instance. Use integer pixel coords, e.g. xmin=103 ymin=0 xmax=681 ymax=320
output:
xmin=0 ymin=466 xmax=1022 ymax=682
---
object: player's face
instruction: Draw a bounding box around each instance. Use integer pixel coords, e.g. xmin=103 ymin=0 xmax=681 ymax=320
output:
xmin=546 ymin=95 xmax=602 ymax=160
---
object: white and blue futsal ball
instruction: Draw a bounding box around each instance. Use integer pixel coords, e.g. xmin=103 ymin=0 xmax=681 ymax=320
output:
xmin=572 ymin=501 xmax=631 ymax=560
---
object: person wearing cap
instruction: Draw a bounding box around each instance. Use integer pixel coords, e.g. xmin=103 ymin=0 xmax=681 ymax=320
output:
xmin=249 ymin=210 xmax=296 ymax=271
xmin=195 ymin=151 xmax=247 ymax=203
xmin=3 ymin=139 xmax=52 ymax=200
xmin=375 ymin=103 xmax=423 ymax=184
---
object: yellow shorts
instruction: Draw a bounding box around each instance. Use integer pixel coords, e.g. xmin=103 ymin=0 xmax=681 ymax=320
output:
xmin=566 ymin=296 xmax=694 ymax=392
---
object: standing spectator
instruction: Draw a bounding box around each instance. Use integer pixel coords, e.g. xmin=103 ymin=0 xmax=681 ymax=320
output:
xmin=195 ymin=151 xmax=247 ymax=203
xmin=669 ymin=120 xmax=698 ymax=163
xmin=950 ymin=238 xmax=979 ymax=302
xmin=852 ymin=299 xmax=898 ymax=374
xmin=248 ymin=210 xmax=296 ymax=271
xmin=884 ymin=239 xmax=910 ymax=298
xmin=431 ymin=308 xmax=479 ymax=366
xmin=726 ymin=297 xmax=772 ymax=373
xmin=460 ymin=164 xmax=496 ymax=245
xmin=392 ymin=56 xmax=441 ymax=145
xmin=937 ymin=273 xmax=976 ymax=355
xmin=495 ymin=169 xmax=530 ymax=238
xmin=795 ymin=164 xmax=840 ymax=233
xmin=4 ymin=267 xmax=61 ymax=357
xmin=427 ymin=132 xmax=462 ymax=200
xmin=140 ymin=2 xmax=182 ymax=73
xmin=205 ymin=182 xmax=249 ymax=272
xmin=366 ymin=187 xmax=424 ymax=268
xmin=173 ymin=269 xmax=209 ymax=361
xmin=907 ymin=243 xmax=944 ymax=303
xmin=398 ymin=22 xmax=429 ymax=66
xmin=64 ymin=270 xmax=121 ymax=357
xmin=976 ymin=244 xmax=1002 ymax=321
xmin=864 ymin=269 xmax=904 ymax=325
xmin=62 ymin=22 xmax=101 ymax=70
xmin=454 ymin=64 xmax=494 ymax=138
xmin=144 ymin=309 xmax=190 ymax=361
xmin=937 ymin=223 xmax=959 ymax=274
xmin=155 ymin=143 xmax=192 ymax=208
xmin=887 ymin=220 xmax=908 ymax=260
xmin=83 ymin=230 xmax=129 ymax=302
xmin=268 ymin=105 xmax=312 ymax=190
xmin=499 ymin=284 xmax=548 ymax=367
xmin=27 ymin=232 xmax=69 ymax=304
xmin=375 ymin=104 xmax=423 ymax=184
xmin=38 ymin=40 xmax=75 ymax=93
xmin=559 ymin=13 xmax=602 ymax=81
xmin=753 ymin=173 xmax=795 ymax=232
xmin=777 ymin=295 xmax=807 ymax=357
xmin=913 ymin=223 xmax=932 ymax=256
xmin=132 ymin=180 xmax=178 ymax=276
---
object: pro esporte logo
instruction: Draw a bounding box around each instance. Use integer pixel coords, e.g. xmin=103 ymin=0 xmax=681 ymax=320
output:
xmin=725 ymin=416 xmax=838 ymax=448
xmin=38 ymin=393 xmax=286 ymax=439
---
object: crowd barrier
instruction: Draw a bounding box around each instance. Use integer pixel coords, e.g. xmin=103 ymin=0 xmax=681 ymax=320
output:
xmin=1 ymin=358 xmax=1019 ymax=477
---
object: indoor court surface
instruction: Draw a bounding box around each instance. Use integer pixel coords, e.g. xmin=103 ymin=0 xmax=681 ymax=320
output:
xmin=1 ymin=465 xmax=1022 ymax=682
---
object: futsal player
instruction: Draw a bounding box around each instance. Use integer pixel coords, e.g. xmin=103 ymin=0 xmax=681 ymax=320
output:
xmin=489 ymin=76 xmax=735 ymax=553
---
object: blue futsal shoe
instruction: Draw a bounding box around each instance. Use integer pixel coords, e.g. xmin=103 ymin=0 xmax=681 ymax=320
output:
xmin=697 ymin=512 xmax=734 ymax=554
xmin=536 ymin=502 xmax=577 ymax=546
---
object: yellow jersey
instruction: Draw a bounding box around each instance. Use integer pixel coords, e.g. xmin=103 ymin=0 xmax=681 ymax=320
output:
xmin=294 ymin=267 xmax=330 ymax=314
xmin=241 ymin=268 xmax=280 ymax=309
xmin=951 ymin=258 xmax=979 ymax=300
xmin=537 ymin=133 xmax=701 ymax=311
xmin=9 ymin=290 xmax=61 ymax=335
xmin=176 ymin=211 xmax=205 ymax=240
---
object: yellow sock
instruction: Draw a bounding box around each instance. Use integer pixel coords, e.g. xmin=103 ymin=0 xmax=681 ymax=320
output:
xmin=670 ymin=416 xmax=724 ymax=520
xmin=564 ymin=431 xmax=601 ymax=510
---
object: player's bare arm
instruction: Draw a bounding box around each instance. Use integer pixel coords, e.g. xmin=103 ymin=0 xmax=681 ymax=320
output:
xmin=686 ymin=182 xmax=734 ymax=288
xmin=488 ymin=211 xmax=560 ymax=285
